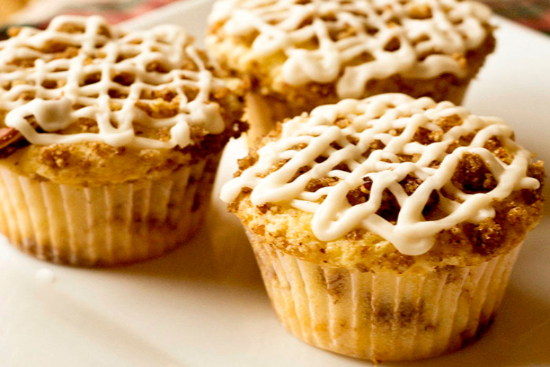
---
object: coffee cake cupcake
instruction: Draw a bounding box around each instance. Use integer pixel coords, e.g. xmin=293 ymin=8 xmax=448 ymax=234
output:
xmin=0 ymin=15 xmax=246 ymax=266
xmin=221 ymin=94 xmax=544 ymax=361
xmin=207 ymin=0 xmax=496 ymax=143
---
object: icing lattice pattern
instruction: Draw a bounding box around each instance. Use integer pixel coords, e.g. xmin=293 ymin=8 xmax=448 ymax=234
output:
xmin=221 ymin=94 xmax=540 ymax=256
xmin=0 ymin=16 xmax=226 ymax=149
xmin=210 ymin=0 xmax=492 ymax=98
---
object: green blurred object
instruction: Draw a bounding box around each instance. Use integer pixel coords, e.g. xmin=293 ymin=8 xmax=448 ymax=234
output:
xmin=481 ymin=0 xmax=550 ymax=35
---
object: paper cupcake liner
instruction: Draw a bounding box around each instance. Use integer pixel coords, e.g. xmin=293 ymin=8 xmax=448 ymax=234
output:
xmin=247 ymin=230 xmax=522 ymax=362
xmin=0 ymin=152 xmax=221 ymax=267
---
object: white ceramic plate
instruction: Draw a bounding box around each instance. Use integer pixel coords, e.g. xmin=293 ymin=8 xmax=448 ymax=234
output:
xmin=1 ymin=1 xmax=549 ymax=366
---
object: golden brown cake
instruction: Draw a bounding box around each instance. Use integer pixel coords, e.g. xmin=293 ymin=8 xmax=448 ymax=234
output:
xmin=0 ymin=15 xmax=246 ymax=266
xmin=221 ymin=94 xmax=544 ymax=362
xmin=207 ymin=0 xmax=496 ymax=143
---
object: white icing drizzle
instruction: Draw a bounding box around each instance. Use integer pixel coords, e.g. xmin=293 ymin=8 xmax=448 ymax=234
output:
xmin=209 ymin=0 xmax=492 ymax=98
xmin=0 ymin=15 xmax=227 ymax=149
xmin=220 ymin=94 xmax=540 ymax=256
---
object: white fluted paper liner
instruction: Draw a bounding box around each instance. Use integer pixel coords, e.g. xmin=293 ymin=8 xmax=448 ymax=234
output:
xmin=247 ymin=230 xmax=522 ymax=362
xmin=0 ymin=153 xmax=221 ymax=267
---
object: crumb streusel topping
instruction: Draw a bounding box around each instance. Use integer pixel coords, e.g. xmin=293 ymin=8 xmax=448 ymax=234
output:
xmin=221 ymin=94 xmax=541 ymax=256
xmin=209 ymin=0 xmax=492 ymax=98
xmin=0 ymin=15 xmax=232 ymax=149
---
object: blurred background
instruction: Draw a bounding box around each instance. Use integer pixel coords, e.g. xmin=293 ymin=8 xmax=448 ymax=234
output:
xmin=0 ymin=0 xmax=548 ymax=36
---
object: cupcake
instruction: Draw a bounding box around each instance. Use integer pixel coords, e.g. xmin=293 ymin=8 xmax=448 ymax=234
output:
xmin=220 ymin=94 xmax=544 ymax=362
xmin=207 ymin=0 xmax=496 ymax=143
xmin=0 ymin=15 xmax=246 ymax=266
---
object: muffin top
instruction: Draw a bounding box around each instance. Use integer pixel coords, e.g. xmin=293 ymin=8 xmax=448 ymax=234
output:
xmin=208 ymin=0 xmax=493 ymax=99
xmin=222 ymin=94 xmax=544 ymax=271
xmin=0 ymin=15 xmax=246 ymax=185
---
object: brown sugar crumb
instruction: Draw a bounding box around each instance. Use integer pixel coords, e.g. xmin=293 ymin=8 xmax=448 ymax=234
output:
xmin=346 ymin=177 xmax=401 ymax=222
xmin=398 ymin=175 xmax=440 ymax=217
xmin=135 ymin=99 xmax=178 ymax=119
xmin=451 ymin=152 xmax=497 ymax=194
xmin=51 ymin=46 xmax=80 ymax=60
xmin=435 ymin=114 xmax=462 ymax=133
xmin=7 ymin=27 xmax=22 ymax=38
xmin=289 ymin=165 xmax=311 ymax=183
xmin=18 ymin=91 xmax=36 ymax=101
xmin=362 ymin=140 xmax=386 ymax=159
xmin=346 ymin=177 xmax=373 ymax=206
xmin=89 ymin=142 xmax=126 ymax=158
xmin=112 ymin=72 xmax=135 ymax=86
xmin=109 ymin=88 xmax=128 ymax=99
xmin=255 ymin=158 xmax=289 ymax=178
xmin=398 ymin=153 xmax=420 ymax=163
xmin=56 ymin=22 xmax=86 ymax=34
xmin=333 ymin=163 xmax=351 ymax=172
xmin=492 ymin=198 xmax=532 ymax=228
xmin=335 ymin=117 xmax=353 ymax=129
xmin=463 ymin=218 xmax=504 ymax=256
xmin=152 ymin=88 xmax=178 ymax=102
xmin=408 ymin=3 xmax=433 ymax=20
xmin=79 ymin=117 xmax=99 ymax=133
xmin=504 ymin=207 xmax=525 ymax=226
xmin=346 ymin=187 xmax=368 ymax=206
xmin=445 ymin=140 xmax=460 ymax=154
xmin=39 ymin=148 xmax=72 ymax=169
xmin=383 ymin=37 xmax=401 ymax=52
xmin=305 ymin=176 xmax=339 ymax=192
xmin=458 ymin=133 xmax=475 ymax=147
xmin=527 ymin=160 xmax=545 ymax=186
xmin=145 ymin=61 xmax=169 ymax=73
xmin=331 ymin=26 xmax=359 ymax=41
xmin=40 ymin=40 xmax=71 ymax=54
xmin=376 ymin=189 xmax=400 ymax=223
xmin=346 ymin=135 xmax=359 ymax=145
xmin=290 ymin=143 xmax=308 ymax=151
xmin=305 ymin=82 xmax=334 ymax=99
xmin=484 ymin=137 xmax=513 ymax=164
xmin=236 ymin=150 xmax=259 ymax=177
xmin=519 ymin=160 xmax=546 ymax=205
xmin=413 ymin=127 xmax=442 ymax=145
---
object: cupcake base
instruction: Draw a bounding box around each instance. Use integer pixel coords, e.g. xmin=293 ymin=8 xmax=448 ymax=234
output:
xmin=0 ymin=152 xmax=221 ymax=267
xmin=247 ymin=230 xmax=522 ymax=362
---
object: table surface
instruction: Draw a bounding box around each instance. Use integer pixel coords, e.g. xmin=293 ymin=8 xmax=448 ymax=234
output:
xmin=1 ymin=0 xmax=550 ymax=36
xmin=0 ymin=1 xmax=550 ymax=366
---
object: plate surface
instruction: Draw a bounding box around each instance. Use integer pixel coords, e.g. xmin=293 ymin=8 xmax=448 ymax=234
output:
xmin=1 ymin=1 xmax=550 ymax=366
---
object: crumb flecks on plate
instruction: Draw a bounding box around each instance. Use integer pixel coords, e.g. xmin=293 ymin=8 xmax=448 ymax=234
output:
xmin=35 ymin=268 xmax=56 ymax=284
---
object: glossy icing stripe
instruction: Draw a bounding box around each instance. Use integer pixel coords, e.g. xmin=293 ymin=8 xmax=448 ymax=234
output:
xmin=210 ymin=0 xmax=492 ymax=98
xmin=221 ymin=94 xmax=540 ymax=255
xmin=0 ymin=15 xmax=225 ymax=149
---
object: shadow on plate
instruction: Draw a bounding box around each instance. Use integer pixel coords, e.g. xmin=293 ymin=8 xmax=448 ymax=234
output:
xmin=107 ymin=199 xmax=264 ymax=291
xmin=384 ymin=283 xmax=550 ymax=367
